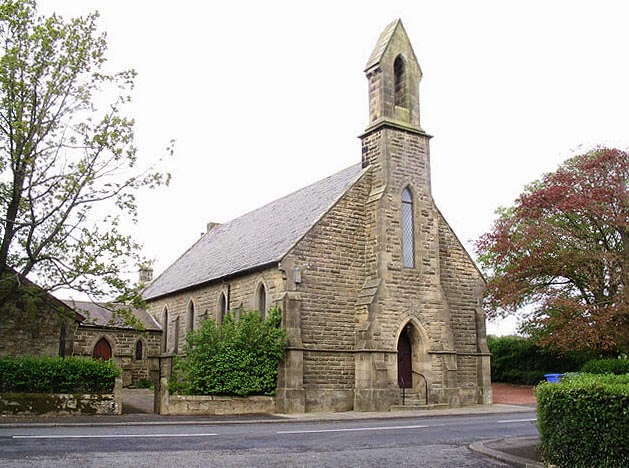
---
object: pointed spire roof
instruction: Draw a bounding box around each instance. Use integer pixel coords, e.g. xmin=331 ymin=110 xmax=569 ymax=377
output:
xmin=365 ymin=19 xmax=420 ymax=72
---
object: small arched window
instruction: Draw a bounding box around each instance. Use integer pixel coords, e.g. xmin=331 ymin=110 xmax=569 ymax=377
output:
xmin=186 ymin=300 xmax=195 ymax=333
xmin=402 ymin=187 xmax=415 ymax=268
xmin=218 ymin=292 xmax=227 ymax=322
xmin=134 ymin=339 xmax=143 ymax=361
xmin=162 ymin=307 xmax=169 ymax=353
xmin=394 ymin=55 xmax=407 ymax=109
xmin=256 ymin=283 xmax=267 ymax=319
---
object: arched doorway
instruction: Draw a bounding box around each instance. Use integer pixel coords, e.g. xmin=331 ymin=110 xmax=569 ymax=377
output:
xmin=397 ymin=327 xmax=412 ymax=388
xmin=92 ymin=337 xmax=112 ymax=360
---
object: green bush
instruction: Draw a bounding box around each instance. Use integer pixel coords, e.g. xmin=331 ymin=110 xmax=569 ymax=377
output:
xmin=581 ymin=358 xmax=629 ymax=375
xmin=170 ymin=307 xmax=286 ymax=397
xmin=0 ymin=356 xmax=120 ymax=393
xmin=488 ymin=335 xmax=594 ymax=384
xmin=536 ymin=374 xmax=629 ymax=467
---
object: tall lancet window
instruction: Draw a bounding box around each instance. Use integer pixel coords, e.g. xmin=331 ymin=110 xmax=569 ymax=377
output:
xmin=186 ymin=300 xmax=195 ymax=333
xmin=218 ymin=293 xmax=227 ymax=323
xmin=394 ymin=55 xmax=407 ymax=109
xmin=162 ymin=307 xmax=169 ymax=353
xmin=402 ymin=187 xmax=415 ymax=268
xmin=256 ymin=284 xmax=267 ymax=319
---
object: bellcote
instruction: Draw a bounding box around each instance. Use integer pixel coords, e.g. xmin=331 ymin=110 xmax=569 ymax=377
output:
xmin=364 ymin=19 xmax=423 ymax=132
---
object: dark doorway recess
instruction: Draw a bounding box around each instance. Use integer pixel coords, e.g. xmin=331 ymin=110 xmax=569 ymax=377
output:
xmin=397 ymin=327 xmax=412 ymax=388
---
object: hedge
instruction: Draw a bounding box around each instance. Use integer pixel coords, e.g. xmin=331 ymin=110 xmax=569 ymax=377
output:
xmin=581 ymin=358 xmax=629 ymax=375
xmin=0 ymin=356 xmax=120 ymax=393
xmin=488 ymin=335 xmax=594 ymax=385
xmin=536 ymin=374 xmax=629 ymax=467
xmin=170 ymin=307 xmax=286 ymax=397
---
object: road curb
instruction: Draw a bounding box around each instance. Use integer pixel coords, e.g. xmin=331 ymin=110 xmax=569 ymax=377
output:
xmin=0 ymin=404 xmax=535 ymax=428
xmin=469 ymin=437 xmax=545 ymax=468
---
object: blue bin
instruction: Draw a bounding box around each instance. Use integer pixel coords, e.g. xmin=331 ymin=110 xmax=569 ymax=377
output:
xmin=544 ymin=373 xmax=563 ymax=383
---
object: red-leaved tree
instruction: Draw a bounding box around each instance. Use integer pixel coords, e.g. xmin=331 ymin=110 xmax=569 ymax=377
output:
xmin=476 ymin=148 xmax=628 ymax=353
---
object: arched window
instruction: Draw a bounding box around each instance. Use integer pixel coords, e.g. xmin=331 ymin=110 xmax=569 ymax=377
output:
xmin=256 ymin=283 xmax=267 ymax=319
xmin=134 ymin=339 xmax=143 ymax=361
xmin=394 ymin=55 xmax=407 ymax=109
xmin=93 ymin=337 xmax=112 ymax=360
xmin=186 ymin=300 xmax=195 ymax=333
xmin=218 ymin=292 xmax=227 ymax=322
xmin=174 ymin=316 xmax=180 ymax=354
xmin=162 ymin=307 xmax=169 ymax=353
xmin=402 ymin=187 xmax=415 ymax=268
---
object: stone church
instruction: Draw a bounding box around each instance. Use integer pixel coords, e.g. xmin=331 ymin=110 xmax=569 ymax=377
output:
xmin=143 ymin=19 xmax=492 ymax=413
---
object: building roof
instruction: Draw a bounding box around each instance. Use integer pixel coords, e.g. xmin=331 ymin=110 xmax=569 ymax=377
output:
xmin=143 ymin=163 xmax=366 ymax=300
xmin=64 ymin=300 xmax=162 ymax=331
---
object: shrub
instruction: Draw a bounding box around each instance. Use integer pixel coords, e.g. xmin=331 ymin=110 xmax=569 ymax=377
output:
xmin=536 ymin=374 xmax=629 ymax=467
xmin=488 ymin=335 xmax=594 ymax=384
xmin=0 ymin=356 xmax=120 ymax=393
xmin=170 ymin=307 xmax=286 ymax=397
xmin=581 ymin=358 xmax=629 ymax=375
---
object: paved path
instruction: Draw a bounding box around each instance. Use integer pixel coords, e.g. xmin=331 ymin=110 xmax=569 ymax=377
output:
xmin=122 ymin=388 xmax=154 ymax=414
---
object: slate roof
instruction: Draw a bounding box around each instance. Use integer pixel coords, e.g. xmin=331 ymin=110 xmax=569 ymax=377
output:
xmin=143 ymin=163 xmax=366 ymax=300
xmin=64 ymin=300 xmax=162 ymax=331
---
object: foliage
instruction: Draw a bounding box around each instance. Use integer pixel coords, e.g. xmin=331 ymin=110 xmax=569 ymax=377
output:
xmin=130 ymin=378 xmax=153 ymax=389
xmin=170 ymin=307 xmax=286 ymax=397
xmin=488 ymin=335 xmax=594 ymax=384
xmin=536 ymin=373 xmax=629 ymax=467
xmin=0 ymin=356 xmax=120 ymax=393
xmin=476 ymin=148 xmax=629 ymax=353
xmin=0 ymin=0 xmax=171 ymax=313
xmin=581 ymin=357 xmax=629 ymax=375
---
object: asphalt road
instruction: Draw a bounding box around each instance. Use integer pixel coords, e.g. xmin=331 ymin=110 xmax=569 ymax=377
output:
xmin=0 ymin=410 xmax=538 ymax=467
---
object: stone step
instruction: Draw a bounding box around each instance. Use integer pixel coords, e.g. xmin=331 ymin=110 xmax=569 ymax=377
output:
xmin=389 ymin=403 xmax=449 ymax=412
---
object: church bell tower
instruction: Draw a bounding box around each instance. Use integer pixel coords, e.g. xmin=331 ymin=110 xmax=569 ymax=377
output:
xmin=355 ymin=19 xmax=462 ymax=411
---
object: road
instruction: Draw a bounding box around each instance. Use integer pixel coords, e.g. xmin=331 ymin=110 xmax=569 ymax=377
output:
xmin=0 ymin=410 xmax=538 ymax=467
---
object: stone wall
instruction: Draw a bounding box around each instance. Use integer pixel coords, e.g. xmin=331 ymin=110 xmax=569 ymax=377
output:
xmin=146 ymin=269 xmax=285 ymax=356
xmin=165 ymin=394 xmax=275 ymax=416
xmin=438 ymin=213 xmax=492 ymax=404
xmin=72 ymin=327 xmax=161 ymax=386
xmin=0 ymin=378 xmax=122 ymax=416
xmin=157 ymin=376 xmax=274 ymax=415
xmin=0 ymin=286 xmax=79 ymax=358
xmin=279 ymin=174 xmax=369 ymax=412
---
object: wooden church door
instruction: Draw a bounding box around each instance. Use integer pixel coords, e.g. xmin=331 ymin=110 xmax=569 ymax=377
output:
xmin=397 ymin=328 xmax=413 ymax=388
xmin=92 ymin=338 xmax=112 ymax=360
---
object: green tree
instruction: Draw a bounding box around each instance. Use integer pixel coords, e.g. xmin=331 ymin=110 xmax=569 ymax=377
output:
xmin=171 ymin=308 xmax=287 ymax=397
xmin=0 ymin=0 xmax=170 ymax=307
xmin=476 ymin=148 xmax=628 ymax=353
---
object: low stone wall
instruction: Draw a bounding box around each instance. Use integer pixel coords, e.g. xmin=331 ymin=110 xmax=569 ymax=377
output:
xmin=0 ymin=378 xmax=122 ymax=416
xmin=159 ymin=378 xmax=274 ymax=415
xmin=166 ymin=394 xmax=275 ymax=415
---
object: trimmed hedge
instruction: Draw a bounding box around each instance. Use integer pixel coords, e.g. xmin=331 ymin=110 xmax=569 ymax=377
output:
xmin=536 ymin=374 xmax=629 ymax=467
xmin=0 ymin=356 xmax=120 ymax=393
xmin=581 ymin=358 xmax=629 ymax=375
xmin=488 ymin=335 xmax=594 ymax=384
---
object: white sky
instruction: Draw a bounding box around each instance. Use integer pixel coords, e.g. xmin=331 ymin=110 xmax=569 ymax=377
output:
xmin=42 ymin=0 xmax=629 ymax=335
